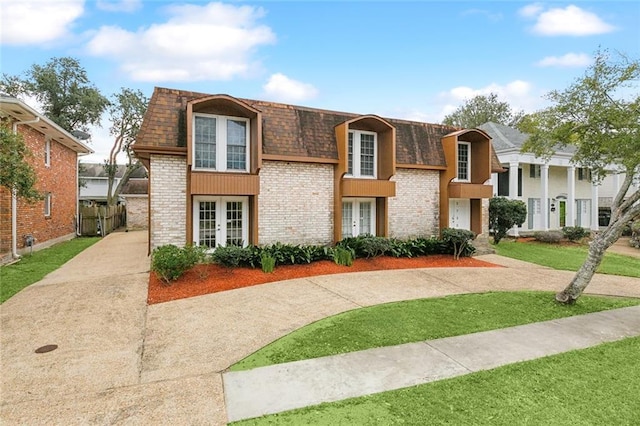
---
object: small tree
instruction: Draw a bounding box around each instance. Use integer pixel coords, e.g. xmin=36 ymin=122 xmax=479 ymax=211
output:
xmin=443 ymin=93 xmax=524 ymax=128
xmin=104 ymin=88 xmax=149 ymax=207
xmin=441 ymin=228 xmax=476 ymax=260
xmin=0 ymin=124 xmax=41 ymax=201
xmin=489 ymin=197 xmax=527 ymax=244
xmin=520 ymin=49 xmax=640 ymax=304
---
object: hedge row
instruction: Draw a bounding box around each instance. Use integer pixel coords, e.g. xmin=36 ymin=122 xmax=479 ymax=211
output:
xmin=151 ymin=230 xmax=476 ymax=285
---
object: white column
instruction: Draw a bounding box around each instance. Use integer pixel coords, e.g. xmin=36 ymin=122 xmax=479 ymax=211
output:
xmin=541 ymin=164 xmax=549 ymax=230
xmin=508 ymin=161 xmax=520 ymax=236
xmin=566 ymin=166 xmax=575 ymax=227
xmin=613 ymin=172 xmax=621 ymax=195
xmin=591 ymin=182 xmax=599 ymax=231
xmin=508 ymin=161 xmax=519 ymax=200
xmin=491 ymin=173 xmax=499 ymax=196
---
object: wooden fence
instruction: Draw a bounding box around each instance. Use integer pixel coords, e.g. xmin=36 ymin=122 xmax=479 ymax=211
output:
xmin=79 ymin=205 xmax=126 ymax=236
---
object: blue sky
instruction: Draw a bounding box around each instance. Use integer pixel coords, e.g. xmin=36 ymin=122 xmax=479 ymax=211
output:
xmin=1 ymin=0 xmax=639 ymax=163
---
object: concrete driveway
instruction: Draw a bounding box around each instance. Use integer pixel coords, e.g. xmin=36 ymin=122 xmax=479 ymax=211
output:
xmin=2 ymin=231 xmax=639 ymax=424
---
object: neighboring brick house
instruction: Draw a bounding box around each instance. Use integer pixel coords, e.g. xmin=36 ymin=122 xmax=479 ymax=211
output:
xmin=1 ymin=95 xmax=92 ymax=263
xmin=133 ymin=87 xmax=502 ymax=251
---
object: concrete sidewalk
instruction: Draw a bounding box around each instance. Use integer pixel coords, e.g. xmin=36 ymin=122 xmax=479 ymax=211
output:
xmin=1 ymin=231 xmax=639 ymax=425
xmin=223 ymin=305 xmax=640 ymax=422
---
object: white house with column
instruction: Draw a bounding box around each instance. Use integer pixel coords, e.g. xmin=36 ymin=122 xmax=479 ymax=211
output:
xmin=479 ymin=122 xmax=623 ymax=234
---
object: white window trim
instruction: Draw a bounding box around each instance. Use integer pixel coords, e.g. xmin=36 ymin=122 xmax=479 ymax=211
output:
xmin=455 ymin=141 xmax=471 ymax=182
xmin=45 ymin=138 xmax=51 ymax=167
xmin=192 ymin=113 xmax=250 ymax=173
xmin=44 ymin=192 xmax=52 ymax=217
xmin=192 ymin=196 xmax=249 ymax=249
xmin=346 ymin=130 xmax=377 ymax=179
xmin=342 ymin=197 xmax=376 ymax=238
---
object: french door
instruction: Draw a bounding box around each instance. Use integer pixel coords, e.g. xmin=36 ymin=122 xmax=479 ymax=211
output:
xmin=342 ymin=198 xmax=376 ymax=238
xmin=193 ymin=196 xmax=248 ymax=248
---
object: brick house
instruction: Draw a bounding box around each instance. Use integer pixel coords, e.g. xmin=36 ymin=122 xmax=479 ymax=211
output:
xmin=133 ymin=87 xmax=501 ymax=252
xmin=1 ymin=95 xmax=92 ymax=263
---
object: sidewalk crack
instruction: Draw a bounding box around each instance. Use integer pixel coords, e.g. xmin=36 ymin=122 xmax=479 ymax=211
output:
xmin=305 ymin=278 xmax=365 ymax=309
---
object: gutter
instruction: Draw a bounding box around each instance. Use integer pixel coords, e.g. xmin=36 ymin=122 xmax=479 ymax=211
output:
xmin=11 ymin=117 xmax=40 ymax=259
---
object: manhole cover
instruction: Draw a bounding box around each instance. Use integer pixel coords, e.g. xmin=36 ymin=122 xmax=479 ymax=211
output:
xmin=35 ymin=344 xmax=58 ymax=354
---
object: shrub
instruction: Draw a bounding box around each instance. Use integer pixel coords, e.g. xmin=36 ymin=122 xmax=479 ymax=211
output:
xmin=211 ymin=245 xmax=254 ymax=268
xmin=489 ymin=197 xmax=527 ymax=244
xmin=562 ymin=226 xmax=589 ymax=242
xmin=260 ymin=252 xmax=276 ymax=273
xmin=534 ymin=230 xmax=563 ymax=244
xmin=151 ymin=244 xmax=193 ymax=285
xmin=359 ymin=236 xmax=393 ymax=258
xmin=333 ymin=246 xmax=353 ymax=266
xmin=440 ymin=228 xmax=476 ymax=260
xmin=630 ymin=220 xmax=640 ymax=249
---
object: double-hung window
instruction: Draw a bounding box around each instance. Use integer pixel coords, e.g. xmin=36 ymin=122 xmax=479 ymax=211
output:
xmin=45 ymin=138 xmax=51 ymax=167
xmin=194 ymin=114 xmax=249 ymax=172
xmin=347 ymin=130 xmax=377 ymax=178
xmin=457 ymin=142 xmax=470 ymax=181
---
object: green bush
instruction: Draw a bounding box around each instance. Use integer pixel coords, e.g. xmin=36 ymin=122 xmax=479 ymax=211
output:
xmin=260 ymin=252 xmax=276 ymax=273
xmin=489 ymin=197 xmax=527 ymax=244
xmin=534 ymin=230 xmax=563 ymax=244
xmin=440 ymin=228 xmax=476 ymax=259
xmin=630 ymin=220 xmax=640 ymax=249
xmin=151 ymin=245 xmax=194 ymax=285
xmin=333 ymin=246 xmax=353 ymax=266
xmin=211 ymin=245 xmax=254 ymax=268
xmin=562 ymin=226 xmax=589 ymax=242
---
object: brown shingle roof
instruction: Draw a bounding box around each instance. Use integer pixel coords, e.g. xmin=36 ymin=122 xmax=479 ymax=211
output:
xmin=135 ymin=87 xmax=465 ymax=167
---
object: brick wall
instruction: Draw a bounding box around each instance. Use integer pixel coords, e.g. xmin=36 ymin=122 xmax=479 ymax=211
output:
xmin=150 ymin=155 xmax=186 ymax=249
xmin=123 ymin=195 xmax=148 ymax=230
xmin=259 ymin=161 xmax=334 ymax=245
xmin=388 ymin=168 xmax=440 ymax=238
xmin=1 ymin=125 xmax=77 ymax=261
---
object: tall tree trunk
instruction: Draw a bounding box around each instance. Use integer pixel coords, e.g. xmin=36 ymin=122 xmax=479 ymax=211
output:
xmin=555 ymin=218 xmax=628 ymax=304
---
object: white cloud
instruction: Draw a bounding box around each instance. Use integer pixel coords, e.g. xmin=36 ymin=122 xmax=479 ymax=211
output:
xmin=536 ymin=53 xmax=592 ymax=67
xmin=0 ymin=0 xmax=84 ymax=45
xmin=518 ymin=3 xmax=543 ymax=18
xmin=263 ymin=73 xmax=318 ymax=103
xmin=96 ymin=0 xmax=142 ymax=13
xmin=432 ymin=80 xmax=542 ymax=122
xmin=523 ymin=4 xmax=615 ymax=36
xmin=85 ymin=2 xmax=276 ymax=81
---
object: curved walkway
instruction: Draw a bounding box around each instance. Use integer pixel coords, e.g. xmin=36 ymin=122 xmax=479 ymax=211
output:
xmin=1 ymin=231 xmax=639 ymax=424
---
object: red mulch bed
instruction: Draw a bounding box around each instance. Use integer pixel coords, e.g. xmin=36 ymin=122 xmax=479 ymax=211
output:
xmin=148 ymin=255 xmax=501 ymax=304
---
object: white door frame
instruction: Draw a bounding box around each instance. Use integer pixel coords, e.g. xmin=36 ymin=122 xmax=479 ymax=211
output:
xmin=342 ymin=198 xmax=376 ymax=238
xmin=448 ymin=198 xmax=471 ymax=230
xmin=193 ymin=196 xmax=249 ymax=248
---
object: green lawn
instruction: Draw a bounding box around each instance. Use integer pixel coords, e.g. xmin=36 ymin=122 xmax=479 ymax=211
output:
xmin=230 ymin=291 xmax=640 ymax=371
xmin=0 ymin=237 xmax=100 ymax=303
xmin=233 ymin=336 xmax=640 ymax=425
xmin=494 ymin=240 xmax=640 ymax=277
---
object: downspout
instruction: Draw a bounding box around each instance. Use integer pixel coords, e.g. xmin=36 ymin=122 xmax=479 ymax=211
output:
xmin=11 ymin=117 xmax=40 ymax=259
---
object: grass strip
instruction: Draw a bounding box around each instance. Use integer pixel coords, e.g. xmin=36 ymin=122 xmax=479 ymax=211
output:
xmin=0 ymin=237 xmax=100 ymax=303
xmin=494 ymin=241 xmax=640 ymax=277
xmin=230 ymin=291 xmax=639 ymax=371
xmin=233 ymin=336 xmax=640 ymax=425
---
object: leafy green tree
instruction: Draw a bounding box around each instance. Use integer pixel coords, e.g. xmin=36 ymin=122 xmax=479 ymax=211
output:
xmin=489 ymin=197 xmax=527 ymax=244
xmin=520 ymin=49 xmax=640 ymax=304
xmin=104 ymin=88 xmax=149 ymax=207
xmin=0 ymin=124 xmax=41 ymax=201
xmin=0 ymin=57 xmax=109 ymax=132
xmin=443 ymin=92 xmax=524 ymax=128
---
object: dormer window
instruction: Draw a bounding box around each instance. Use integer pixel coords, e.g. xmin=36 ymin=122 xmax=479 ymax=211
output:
xmin=193 ymin=113 xmax=249 ymax=172
xmin=457 ymin=142 xmax=470 ymax=181
xmin=347 ymin=130 xmax=377 ymax=178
